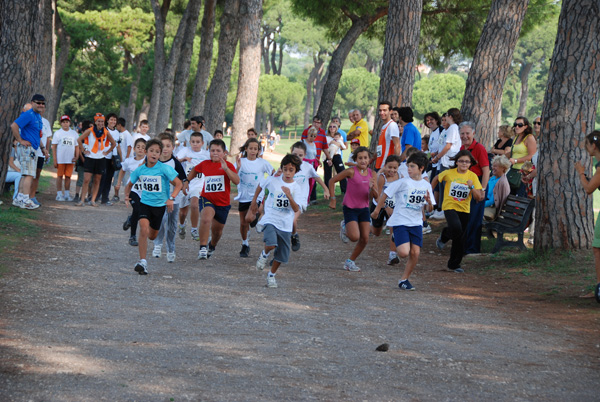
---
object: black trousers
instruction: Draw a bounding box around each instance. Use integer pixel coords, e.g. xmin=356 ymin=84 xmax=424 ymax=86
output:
xmin=440 ymin=209 xmax=469 ymax=269
xmin=99 ymin=158 xmax=115 ymax=202
xmin=324 ymin=154 xmax=347 ymax=193
xmin=130 ymin=192 xmax=141 ymax=237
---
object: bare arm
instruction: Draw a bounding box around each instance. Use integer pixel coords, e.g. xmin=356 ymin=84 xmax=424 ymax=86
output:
xmin=576 ymin=163 xmax=600 ymax=195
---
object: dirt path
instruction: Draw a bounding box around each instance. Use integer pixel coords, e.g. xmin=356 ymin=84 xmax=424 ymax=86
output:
xmin=1 ymin=172 xmax=599 ymax=401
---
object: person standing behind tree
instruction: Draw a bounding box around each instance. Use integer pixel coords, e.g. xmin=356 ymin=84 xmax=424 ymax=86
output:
xmin=397 ymin=107 xmax=421 ymax=162
xmin=347 ymin=110 xmax=370 ymax=147
xmin=10 ymin=94 xmax=46 ymax=210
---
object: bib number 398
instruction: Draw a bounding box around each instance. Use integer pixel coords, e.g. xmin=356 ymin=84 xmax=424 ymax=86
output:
xmin=205 ymin=175 xmax=225 ymax=193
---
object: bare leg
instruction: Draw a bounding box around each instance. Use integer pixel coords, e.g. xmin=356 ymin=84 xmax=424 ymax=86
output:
xmin=138 ymin=219 xmax=150 ymax=260
xmin=398 ymin=243 xmax=421 ymax=281
xmin=349 ymin=221 xmax=371 ymax=261
xmin=198 ymin=207 xmax=216 ymax=245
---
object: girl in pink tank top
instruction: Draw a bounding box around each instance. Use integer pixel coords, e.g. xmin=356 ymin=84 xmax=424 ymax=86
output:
xmin=328 ymin=147 xmax=378 ymax=272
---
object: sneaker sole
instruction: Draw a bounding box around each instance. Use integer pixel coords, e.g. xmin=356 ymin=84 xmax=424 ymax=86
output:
xmin=134 ymin=264 xmax=148 ymax=275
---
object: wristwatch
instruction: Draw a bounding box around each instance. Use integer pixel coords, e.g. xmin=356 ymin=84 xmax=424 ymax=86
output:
xmin=169 ymin=196 xmax=175 ymax=201
xmin=469 ymin=185 xmax=475 ymax=189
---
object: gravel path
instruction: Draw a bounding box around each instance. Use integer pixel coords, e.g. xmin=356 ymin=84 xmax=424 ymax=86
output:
xmin=1 ymin=192 xmax=599 ymax=401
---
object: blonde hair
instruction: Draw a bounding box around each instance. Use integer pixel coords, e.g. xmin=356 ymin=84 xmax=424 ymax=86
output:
xmin=307 ymin=126 xmax=318 ymax=137
xmin=499 ymin=125 xmax=513 ymax=139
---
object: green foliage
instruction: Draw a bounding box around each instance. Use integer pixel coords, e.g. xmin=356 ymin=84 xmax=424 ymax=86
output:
xmin=412 ymin=73 xmax=466 ymax=119
xmin=333 ymin=68 xmax=379 ymax=117
xmin=257 ymin=75 xmax=305 ymax=125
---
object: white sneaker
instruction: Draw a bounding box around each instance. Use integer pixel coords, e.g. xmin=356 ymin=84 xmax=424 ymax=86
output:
xmin=387 ymin=255 xmax=400 ymax=265
xmin=430 ymin=210 xmax=445 ymax=220
xmin=12 ymin=198 xmax=23 ymax=208
xmin=191 ymin=228 xmax=200 ymax=241
xmin=64 ymin=193 xmax=73 ymax=201
xmin=422 ymin=224 xmax=432 ymax=234
xmin=256 ymin=252 xmax=268 ymax=270
xmin=198 ymin=247 xmax=208 ymax=260
xmin=340 ymin=220 xmax=349 ymax=243
xmin=178 ymin=224 xmax=186 ymax=240
xmin=267 ymin=275 xmax=278 ymax=288
xmin=166 ymin=252 xmax=176 ymax=263
xmin=56 ymin=194 xmax=65 ymax=201
xmin=21 ymin=199 xmax=40 ymax=210
xmin=255 ymin=223 xmax=265 ymax=233
xmin=344 ymin=259 xmax=361 ymax=272
xmin=152 ymin=245 xmax=162 ymax=258
xmin=134 ymin=259 xmax=148 ymax=275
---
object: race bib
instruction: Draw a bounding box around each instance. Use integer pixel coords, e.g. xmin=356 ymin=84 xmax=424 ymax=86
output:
xmin=376 ymin=145 xmax=382 ymax=158
xmin=205 ymin=175 xmax=225 ymax=193
xmin=140 ymin=175 xmax=162 ymax=193
xmin=272 ymin=191 xmax=290 ymax=211
xmin=384 ymin=197 xmax=395 ymax=209
xmin=133 ymin=182 xmax=143 ymax=192
xmin=405 ymin=188 xmax=428 ymax=209
xmin=62 ymin=137 xmax=74 ymax=146
xmin=448 ymin=181 xmax=470 ymax=202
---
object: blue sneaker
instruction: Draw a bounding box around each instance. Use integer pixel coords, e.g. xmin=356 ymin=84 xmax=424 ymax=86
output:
xmin=448 ymin=267 xmax=464 ymax=273
xmin=399 ymin=280 xmax=415 ymax=291
xmin=436 ymin=236 xmax=446 ymax=250
xmin=31 ymin=197 xmax=41 ymax=206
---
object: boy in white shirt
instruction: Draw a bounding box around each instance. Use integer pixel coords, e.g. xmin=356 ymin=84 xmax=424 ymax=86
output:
xmin=251 ymin=154 xmax=302 ymax=288
xmin=52 ymin=115 xmax=79 ymax=201
xmin=371 ymin=152 xmax=435 ymax=291
xmin=177 ymin=132 xmax=210 ymax=240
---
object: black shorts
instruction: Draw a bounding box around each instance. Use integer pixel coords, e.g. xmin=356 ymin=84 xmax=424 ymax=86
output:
xmin=84 ymin=158 xmax=106 ymax=175
xmin=200 ymin=197 xmax=231 ymax=225
xmin=370 ymin=203 xmax=389 ymax=228
xmin=37 ymin=156 xmax=45 ymax=170
xmin=138 ymin=202 xmax=166 ymax=231
xmin=238 ymin=201 xmax=252 ymax=212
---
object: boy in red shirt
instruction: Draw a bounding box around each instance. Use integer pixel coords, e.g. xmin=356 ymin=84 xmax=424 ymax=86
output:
xmin=186 ymin=139 xmax=240 ymax=260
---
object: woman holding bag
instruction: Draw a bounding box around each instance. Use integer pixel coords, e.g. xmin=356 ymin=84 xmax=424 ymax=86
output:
xmin=508 ymin=116 xmax=536 ymax=195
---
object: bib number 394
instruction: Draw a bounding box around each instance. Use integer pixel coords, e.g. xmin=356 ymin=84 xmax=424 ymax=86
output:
xmin=205 ymin=175 xmax=225 ymax=193
xmin=406 ymin=188 xmax=428 ymax=209
xmin=448 ymin=181 xmax=470 ymax=202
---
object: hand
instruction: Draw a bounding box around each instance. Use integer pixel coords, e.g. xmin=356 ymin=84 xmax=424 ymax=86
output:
xmin=219 ymin=156 xmax=229 ymax=171
xmin=125 ymin=197 xmax=131 ymax=207
xmin=274 ymin=168 xmax=282 ymax=177
xmin=467 ymin=179 xmax=474 ymax=188
xmin=369 ymin=176 xmax=377 ymax=189
xmin=371 ymin=209 xmax=380 ymax=220
xmin=281 ymin=186 xmax=291 ymax=197
xmin=575 ymin=161 xmax=585 ymax=175
xmin=53 ymin=161 xmax=58 ymax=169
xmin=84 ymin=151 xmax=90 ymax=156
xmin=20 ymin=139 xmax=32 ymax=147
xmin=425 ymin=191 xmax=431 ymax=204
xmin=323 ymin=188 xmax=330 ymax=200
xmin=166 ymin=199 xmax=174 ymax=213
xmin=327 ymin=159 xmax=333 ymax=166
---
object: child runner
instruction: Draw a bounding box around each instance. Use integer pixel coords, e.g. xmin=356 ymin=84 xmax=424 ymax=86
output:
xmin=329 ymin=146 xmax=378 ymax=272
xmin=235 ymin=138 xmax=274 ymax=257
xmin=125 ymin=139 xmax=182 ymax=274
xmin=370 ymin=155 xmax=401 ymax=264
xmin=121 ymin=138 xmax=147 ymax=246
xmin=431 ymin=150 xmax=484 ymax=273
xmin=177 ymin=132 xmax=210 ymax=240
xmin=51 ymin=115 xmax=79 ymax=201
xmin=251 ymin=154 xmax=302 ymax=288
xmin=186 ymin=139 xmax=239 ymax=260
xmin=345 ymin=139 xmax=360 ymax=167
xmin=372 ymin=152 xmax=435 ymax=290
xmin=152 ymin=133 xmax=187 ymax=262
xmin=303 ymin=127 xmax=320 ymax=203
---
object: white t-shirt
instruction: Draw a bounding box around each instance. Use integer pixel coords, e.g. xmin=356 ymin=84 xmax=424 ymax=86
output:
xmin=132 ymin=133 xmax=151 ymax=143
xmin=36 ymin=117 xmax=52 ymax=157
xmin=177 ymin=129 xmax=214 ymax=151
xmin=303 ymin=140 xmax=317 ymax=160
xmin=177 ymin=147 xmax=210 ymax=189
xmin=106 ymin=128 xmax=120 ymax=159
xmin=52 ymin=128 xmax=79 ymax=164
xmin=385 ymin=177 xmax=435 ymax=227
xmin=116 ymin=129 xmax=133 ymax=159
xmin=398 ymin=162 xmax=429 ymax=180
xmin=258 ymin=175 xmax=299 ymax=233
xmin=122 ymin=156 xmax=146 ymax=197
xmin=293 ymin=161 xmax=319 ymax=208
xmin=438 ymin=124 xmax=461 ymax=168
xmin=429 ymin=127 xmax=441 ymax=167
xmin=235 ymin=157 xmax=274 ymax=202
xmin=327 ymin=137 xmax=346 ymax=157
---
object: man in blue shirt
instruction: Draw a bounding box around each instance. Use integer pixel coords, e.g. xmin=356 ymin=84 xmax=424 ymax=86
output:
xmin=10 ymin=94 xmax=46 ymax=209
xmin=398 ymin=106 xmax=422 ymax=162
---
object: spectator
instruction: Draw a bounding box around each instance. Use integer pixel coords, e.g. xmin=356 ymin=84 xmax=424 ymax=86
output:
xmin=347 ymin=110 xmax=370 ymax=147
xmin=397 ymin=106 xmax=421 ymax=162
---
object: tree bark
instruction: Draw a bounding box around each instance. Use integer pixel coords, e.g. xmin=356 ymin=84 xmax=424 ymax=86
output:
xmin=136 ymin=97 xmax=151 ymax=129
xmin=303 ymin=52 xmax=324 ymax=127
xmin=313 ymin=65 xmax=327 ymax=117
xmin=231 ymin=0 xmax=263 ymax=156
xmin=315 ymin=8 xmax=387 ymax=127
xmin=147 ymin=0 xmax=171 ymax=134
xmin=517 ymin=62 xmax=533 ymax=117
xmin=155 ymin=0 xmax=203 ymax=134
xmin=0 ymin=0 xmax=47 ymax=190
xmin=203 ymin=0 xmax=241 ymax=133
xmin=190 ymin=0 xmax=217 ymax=117
xmin=171 ymin=0 xmax=204 ymax=133
xmin=48 ymin=0 xmax=70 ymax=126
xmin=460 ymin=0 xmax=529 ymax=149
xmin=125 ymin=57 xmax=144 ymax=132
xmin=535 ymin=0 xmax=600 ymax=251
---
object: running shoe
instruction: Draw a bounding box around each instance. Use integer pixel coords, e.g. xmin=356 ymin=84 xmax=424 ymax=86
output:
xmin=399 ymin=279 xmax=415 ymax=291
xmin=152 ymin=245 xmax=162 ymax=258
xmin=178 ymin=224 xmax=186 ymax=240
xmin=129 ymin=236 xmax=138 ymax=246
xmin=256 ymin=252 xmax=268 ymax=270
xmin=387 ymin=255 xmax=400 ymax=265
xmin=340 ymin=220 xmax=349 ymax=243
xmin=167 ymin=252 xmax=176 ymax=263
xmin=72 ymin=194 xmax=80 ymax=203
xmin=267 ymin=275 xmax=278 ymax=288
xmin=239 ymin=244 xmax=250 ymax=258
xmin=207 ymin=243 xmax=216 ymax=258
xmin=430 ymin=210 xmax=445 ymax=220
xmin=343 ymin=259 xmax=360 ymax=272
xmin=123 ymin=215 xmax=132 ymax=231
xmin=291 ymin=234 xmax=300 ymax=252
xmin=22 ymin=199 xmax=40 ymax=210
xmin=12 ymin=198 xmax=23 ymax=208
xmin=191 ymin=228 xmax=200 ymax=241
xmin=30 ymin=197 xmax=41 ymax=206
xmin=112 ymin=196 xmax=120 ymax=202
xmin=447 ymin=267 xmax=464 ymax=273
xmin=198 ymin=246 xmax=208 ymax=260
xmin=64 ymin=194 xmax=73 ymax=201
xmin=134 ymin=259 xmax=148 ymax=275
xmin=436 ymin=236 xmax=447 ymax=250
xmin=56 ymin=194 xmax=64 ymax=201
xmin=422 ymin=223 xmax=432 ymax=234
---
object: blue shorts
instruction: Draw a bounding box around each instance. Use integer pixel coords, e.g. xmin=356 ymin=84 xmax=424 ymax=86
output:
xmin=343 ymin=205 xmax=371 ymax=224
xmin=200 ymin=197 xmax=231 ymax=225
xmin=392 ymin=225 xmax=423 ymax=248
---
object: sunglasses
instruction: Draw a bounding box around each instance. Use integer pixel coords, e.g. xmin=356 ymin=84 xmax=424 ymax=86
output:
xmin=328 ymin=126 xmax=337 ymax=129
xmin=33 ymin=101 xmax=46 ymax=105
xmin=513 ymin=123 xmax=525 ymax=128
xmin=534 ymin=121 xmax=541 ymax=126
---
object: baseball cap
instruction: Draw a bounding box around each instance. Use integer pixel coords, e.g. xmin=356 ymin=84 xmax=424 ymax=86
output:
xmin=351 ymin=138 xmax=360 ymax=144
xmin=31 ymin=94 xmax=46 ymax=102
xmin=60 ymin=115 xmax=70 ymax=121
xmin=94 ymin=113 xmax=105 ymax=121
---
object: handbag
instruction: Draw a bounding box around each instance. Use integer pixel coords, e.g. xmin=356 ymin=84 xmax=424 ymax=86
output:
xmin=506 ymin=168 xmax=521 ymax=190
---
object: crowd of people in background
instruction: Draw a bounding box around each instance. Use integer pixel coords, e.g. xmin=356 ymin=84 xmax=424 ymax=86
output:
xmin=6 ymin=93 xmax=600 ymax=301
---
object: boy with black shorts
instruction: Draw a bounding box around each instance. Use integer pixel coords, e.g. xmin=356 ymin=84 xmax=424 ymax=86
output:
xmin=125 ymin=139 xmax=182 ymax=274
xmin=186 ymin=139 xmax=239 ymax=260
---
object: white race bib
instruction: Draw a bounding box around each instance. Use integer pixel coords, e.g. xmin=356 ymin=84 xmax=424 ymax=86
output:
xmin=384 ymin=197 xmax=395 ymax=209
xmin=405 ymin=188 xmax=428 ymax=210
xmin=205 ymin=175 xmax=225 ymax=193
xmin=272 ymin=191 xmax=290 ymax=211
xmin=376 ymin=144 xmax=382 ymax=158
xmin=133 ymin=182 xmax=143 ymax=192
xmin=62 ymin=137 xmax=74 ymax=146
xmin=448 ymin=181 xmax=470 ymax=202
xmin=140 ymin=175 xmax=162 ymax=193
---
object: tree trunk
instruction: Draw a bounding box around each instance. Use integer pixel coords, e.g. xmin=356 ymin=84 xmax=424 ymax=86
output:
xmin=535 ymin=0 xmax=600 ymax=251
xmin=48 ymin=0 xmax=70 ymax=126
xmin=0 ymin=0 xmax=46 ymax=190
xmin=171 ymin=0 xmax=204 ymax=133
xmin=517 ymin=62 xmax=533 ymax=117
xmin=315 ymin=8 xmax=387 ymax=127
xmin=231 ymin=0 xmax=263 ymax=157
xmin=155 ymin=0 xmax=203 ymax=134
xmin=262 ymin=34 xmax=272 ymax=74
xmin=460 ymin=0 xmax=529 ymax=149
xmin=203 ymin=0 xmax=241 ymax=133
xmin=313 ymin=64 xmax=327 ymax=117
xmin=147 ymin=0 xmax=171 ymax=134
xmin=136 ymin=97 xmax=150 ymax=129
xmin=304 ymin=52 xmax=324 ymax=126
xmin=190 ymin=0 xmax=217 ymax=117
xmin=126 ymin=58 xmax=144 ymax=132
